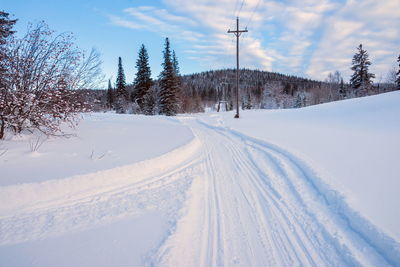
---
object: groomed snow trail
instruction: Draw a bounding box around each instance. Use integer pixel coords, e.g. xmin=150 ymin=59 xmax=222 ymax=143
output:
xmin=1 ymin=115 xmax=399 ymax=266
xmin=153 ymin=117 xmax=399 ymax=267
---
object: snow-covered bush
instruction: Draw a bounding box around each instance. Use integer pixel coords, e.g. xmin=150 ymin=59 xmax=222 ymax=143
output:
xmin=0 ymin=21 xmax=102 ymax=139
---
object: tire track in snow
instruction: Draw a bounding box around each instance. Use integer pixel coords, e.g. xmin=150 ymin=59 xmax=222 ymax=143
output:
xmin=153 ymin=117 xmax=400 ymax=266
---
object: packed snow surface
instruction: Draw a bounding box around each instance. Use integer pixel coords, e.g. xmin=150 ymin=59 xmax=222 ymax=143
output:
xmin=0 ymin=92 xmax=399 ymax=266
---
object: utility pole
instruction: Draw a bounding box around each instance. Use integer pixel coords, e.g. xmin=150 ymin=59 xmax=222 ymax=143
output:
xmin=228 ymin=17 xmax=247 ymax=118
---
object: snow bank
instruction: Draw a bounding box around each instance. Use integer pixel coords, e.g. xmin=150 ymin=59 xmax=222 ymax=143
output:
xmin=0 ymin=135 xmax=200 ymax=217
xmin=0 ymin=113 xmax=199 ymax=266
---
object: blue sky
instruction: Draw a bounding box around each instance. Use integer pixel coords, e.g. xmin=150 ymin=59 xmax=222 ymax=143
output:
xmin=3 ymin=0 xmax=400 ymax=87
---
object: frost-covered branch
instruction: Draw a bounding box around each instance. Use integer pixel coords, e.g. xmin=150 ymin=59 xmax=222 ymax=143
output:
xmin=0 ymin=21 xmax=103 ymax=139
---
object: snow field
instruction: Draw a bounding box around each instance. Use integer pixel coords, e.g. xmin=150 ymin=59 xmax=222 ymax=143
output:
xmin=153 ymin=117 xmax=399 ymax=266
xmin=0 ymin=113 xmax=197 ymax=266
xmin=208 ymin=91 xmax=400 ymax=242
xmin=0 ymin=136 xmax=201 ymax=245
xmin=1 ymin=92 xmax=399 ymax=266
xmin=0 ymin=113 xmax=193 ymax=186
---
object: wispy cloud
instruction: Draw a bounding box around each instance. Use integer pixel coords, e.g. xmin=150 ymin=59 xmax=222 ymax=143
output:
xmin=107 ymin=0 xmax=399 ymax=80
xmin=108 ymin=6 xmax=202 ymax=42
xmin=307 ymin=0 xmax=400 ymax=80
xmin=108 ymin=14 xmax=143 ymax=30
xmin=158 ymin=0 xmax=339 ymax=73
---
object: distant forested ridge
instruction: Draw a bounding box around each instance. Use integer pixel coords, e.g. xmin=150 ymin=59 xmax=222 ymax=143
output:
xmin=178 ymin=68 xmax=396 ymax=111
xmin=91 ymin=68 xmax=396 ymax=113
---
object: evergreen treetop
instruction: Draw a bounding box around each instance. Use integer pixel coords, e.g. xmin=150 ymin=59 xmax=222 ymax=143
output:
xmin=160 ymin=38 xmax=173 ymax=74
xmin=116 ymin=57 xmax=126 ymax=92
xmin=114 ymin=57 xmax=128 ymax=113
xmin=172 ymin=50 xmax=180 ymax=76
xmin=158 ymin=37 xmax=179 ymax=116
xmin=350 ymin=44 xmax=375 ymax=91
xmin=133 ymin=44 xmax=153 ymax=110
xmin=106 ymin=79 xmax=114 ymax=109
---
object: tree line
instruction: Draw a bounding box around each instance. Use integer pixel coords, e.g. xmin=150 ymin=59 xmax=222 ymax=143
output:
xmin=101 ymin=43 xmax=399 ymax=114
xmin=106 ymin=38 xmax=182 ymax=116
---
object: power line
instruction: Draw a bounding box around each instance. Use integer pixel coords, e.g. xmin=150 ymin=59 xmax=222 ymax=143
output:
xmin=233 ymin=0 xmax=240 ymax=16
xmin=236 ymin=0 xmax=246 ymax=17
xmin=230 ymin=0 xmax=241 ymax=31
xmin=246 ymin=0 xmax=262 ymax=29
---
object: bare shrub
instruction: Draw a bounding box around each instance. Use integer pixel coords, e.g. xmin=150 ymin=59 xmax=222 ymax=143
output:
xmin=0 ymin=21 xmax=103 ymax=139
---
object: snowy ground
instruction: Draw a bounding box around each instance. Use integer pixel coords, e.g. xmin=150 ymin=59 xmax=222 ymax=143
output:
xmin=210 ymin=91 xmax=400 ymax=242
xmin=0 ymin=92 xmax=399 ymax=266
xmin=0 ymin=113 xmax=193 ymax=186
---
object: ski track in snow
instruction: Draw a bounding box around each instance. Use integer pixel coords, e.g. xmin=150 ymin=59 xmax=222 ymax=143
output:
xmin=1 ymin=114 xmax=399 ymax=266
xmin=152 ymin=117 xmax=400 ymax=267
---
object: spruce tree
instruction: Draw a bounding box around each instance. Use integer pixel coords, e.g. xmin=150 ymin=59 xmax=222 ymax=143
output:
xmin=106 ymin=79 xmax=114 ymax=109
xmin=396 ymin=54 xmax=400 ymax=90
xmin=350 ymin=44 xmax=375 ymax=96
xmin=116 ymin=57 xmax=126 ymax=92
xmin=133 ymin=44 xmax=153 ymax=111
xmin=115 ymin=57 xmax=128 ymax=113
xmin=158 ymin=38 xmax=179 ymax=116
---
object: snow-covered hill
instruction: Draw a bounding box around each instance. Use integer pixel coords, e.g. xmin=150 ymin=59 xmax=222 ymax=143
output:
xmin=209 ymin=91 xmax=400 ymax=242
xmin=0 ymin=92 xmax=399 ymax=266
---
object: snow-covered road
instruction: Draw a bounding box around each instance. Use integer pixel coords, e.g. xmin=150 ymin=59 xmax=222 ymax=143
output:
xmin=1 ymin=114 xmax=399 ymax=266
